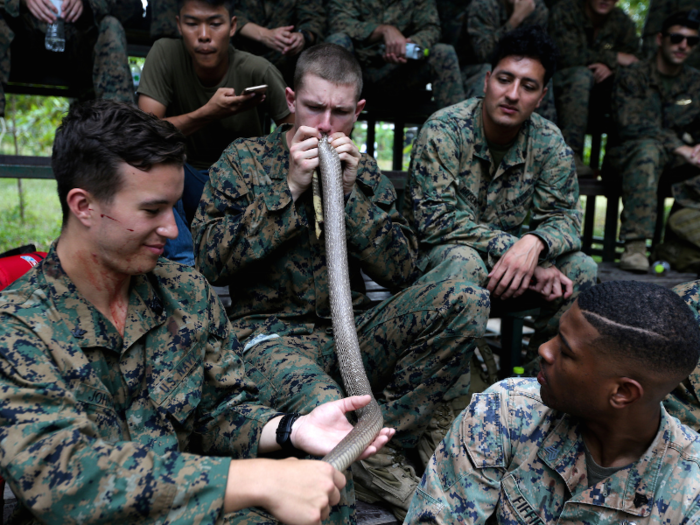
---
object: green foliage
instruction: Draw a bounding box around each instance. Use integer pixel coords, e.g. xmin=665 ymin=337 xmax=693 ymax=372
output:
xmin=619 ymin=0 xmax=650 ymax=33
xmin=1 ymin=95 xmax=69 ymax=156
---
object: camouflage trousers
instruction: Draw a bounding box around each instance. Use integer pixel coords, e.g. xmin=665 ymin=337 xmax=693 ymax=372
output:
xmin=0 ymin=9 xmax=133 ymax=116
xmin=239 ymin=278 xmax=488 ymax=451
xmin=325 ymin=33 xmax=465 ymax=109
xmin=418 ymin=243 xmax=597 ymax=360
xmin=553 ymin=65 xmax=612 ymax=153
xmin=462 ymin=62 xmax=558 ymax=123
xmin=663 ymin=280 xmax=700 ymax=433
xmin=607 ymin=138 xmax=700 ymax=241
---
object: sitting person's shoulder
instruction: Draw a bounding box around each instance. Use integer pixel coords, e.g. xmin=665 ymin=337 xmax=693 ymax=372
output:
xmin=421 ymin=98 xmax=482 ymax=140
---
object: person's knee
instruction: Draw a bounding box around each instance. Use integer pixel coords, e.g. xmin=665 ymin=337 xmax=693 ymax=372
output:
xmin=555 ymin=251 xmax=598 ymax=290
xmin=325 ymin=33 xmax=354 ymax=52
xmin=421 ymin=244 xmax=488 ymax=285
xmin=554 ymin=66 xmax=594 ymax=86
xmin=428 ymin=43 xmax=459 ymax=65
xmin=98 ymin=15 xmax=126 ymax=38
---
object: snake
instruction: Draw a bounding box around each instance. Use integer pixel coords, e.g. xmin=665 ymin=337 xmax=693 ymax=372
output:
xmin=313 ymin=135 xmax=384 ymax=472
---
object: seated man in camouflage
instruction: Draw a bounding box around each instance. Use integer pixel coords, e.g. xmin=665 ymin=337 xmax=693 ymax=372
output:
xmin=549 ymin=0 xmax=639 ymax=175
xmin=405 ymin=25 xmax=597 ymax=368
xmin=642 ymin=0 xmax=700 ymax=69
xmin=0 ymin=100 xmax=393 ymax=524
xmin=406 ymin=280 xmax=700 ymax=524
xmin=325 ymin=0 xmax=464 ymax=109
xmin=234 ymin=0 xmax=326 ymax=85
xmin=437 ymin=0 xmax=556 ymax=122
xmin=606 ymin=11 xmax=700 ymax=272
xmin=0 ymin=0 xmax=134 ymax=117
xmin=192 ymin=43 xmax=488 ymax=520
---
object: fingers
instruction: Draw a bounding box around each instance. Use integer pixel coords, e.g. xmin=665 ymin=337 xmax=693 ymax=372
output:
xmin=28 ymin=0 xmax=57 ymax=23
xmin=358 ymin=428 xmax=395 ymax=460
xmin=562 ymin=274 xmax=573 ymax=299
xmin=335 ymin=394 xmax=372 ymax=414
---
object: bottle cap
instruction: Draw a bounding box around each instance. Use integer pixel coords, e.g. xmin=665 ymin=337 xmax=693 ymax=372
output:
xmin=654 ymin=264 xmax=665 ymax=274
xmin=423 ymin=48 xmax=430 ymax=57
xmin=513 ymin=366 xmax=525 ymax=375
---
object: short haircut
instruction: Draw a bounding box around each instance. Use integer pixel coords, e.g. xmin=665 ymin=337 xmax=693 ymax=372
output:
xmin=661 ymin=10 xmax=700 ymax=34
xmin=294 ymin=43 xmax=363 ymax=100
xmin=177 ymin=0 xmax=233 ymax=15
xmin=490 ymin=25 xmax=558 ymax=86
xmin=577 ymin=281 xmax=700 ymax=378
xmin=52 ymin=100 xmax=186 ymax=226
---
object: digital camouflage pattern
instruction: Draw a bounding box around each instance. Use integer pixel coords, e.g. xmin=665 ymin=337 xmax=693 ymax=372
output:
xmin=150 ymin=0 xmax=179 ymax=38
xmin=642 ymin=0 xmax=700 ymax=69
xmin=664 ymin=280 xmax=700 ymax=433
xmin=549 ymin=0 xmax=640 ymax=152
xmin=326 ymin=0 xmax=465 ymax=108
xmin=607 ymin=59 xmax=700 ymax=241
xmin=0 ymin=244 xmax=321 ymax=524
xmin=406 ymin=378 xmax=700 ymax=524
xmin=191 ymin=123 xmax=486 ymax=450
xmin=404 ymin=97 xmax=596 ymax=355
xmin=234 ymin=0 xmax=326 ymax=75
xmin=0 ymin=0 xmax=134 ymax=116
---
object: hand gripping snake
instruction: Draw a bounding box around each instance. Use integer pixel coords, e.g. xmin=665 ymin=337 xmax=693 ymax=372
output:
xmin=312 ymin=135 xmax=384 ymax=472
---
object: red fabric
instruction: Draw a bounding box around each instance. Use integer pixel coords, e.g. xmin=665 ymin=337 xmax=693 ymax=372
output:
xmin=0 ymin=252 xmax=47 ymax=291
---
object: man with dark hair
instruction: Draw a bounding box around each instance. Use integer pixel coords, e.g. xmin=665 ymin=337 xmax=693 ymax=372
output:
xmin=0 ymin=99 xmax=393 ymax=524
xmin=325 ymin=0 xmax=465 ymax=109
xmin=643 ymin=1 xmax=700 ymax=69
xmin=192 ymin=42 xmax=488 ymax=520
xmin=606 ymin=11 xmax=700 ymax=272
xmin=405 ymin=25 xmax=597 ymax=370
xmin=406 ymin=280 xmax=700 ymax=524
xmin=138 ymin=0 xmax=294 ymax=265
xmin=549 ymin=0 xmax=640 ymax=175
xmin=233 ymin=0 xmax=326 ymax=85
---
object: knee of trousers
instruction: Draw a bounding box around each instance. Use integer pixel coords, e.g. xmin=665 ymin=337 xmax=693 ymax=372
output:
xmin=97 ymin=15 xmax=126 ymax=38
xmin=428 ymin=43 xmax=460 ymax=66
xmin=554 ymin=251 xmax=598 ymax=292
xmin=554 ymin=66 xmax=595 ymax=88
xmin=420 ymin=244 xmax=489 ymax=285
xmin=325 ymin=33 xmax=354 ymax=52
xmin=619 ymin=139 xmax=666 ymax=168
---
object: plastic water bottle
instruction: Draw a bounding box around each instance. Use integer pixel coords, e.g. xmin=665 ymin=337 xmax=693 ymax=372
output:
xmin=45 ymin=0 xmax=65 ymax=53
xmin=652 ymin=260 xmax=671 ymax=275
xmin=378 ymin=42 xmax=429 ymax=60
xmin=130 ymin=61 xmax=142 ymax=89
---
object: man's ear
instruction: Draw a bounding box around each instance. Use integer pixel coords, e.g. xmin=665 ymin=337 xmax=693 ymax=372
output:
xmin=484 ymin=70 xmax=491 ymax=94
xmin=354 ymin=98 xmax=366 ymax=120
xmin=536 ymin=86 xmax=548 ymax=109
xmin=230 ymin=15 xmax=237 ymax=38
xmin=176 ymin=15 xmax=182 ymax=36
xmin=285 ymin=87 xmax=296 ymax=114
xmin=65 ymin=188 xmax=96 ymax=229
xmin=656 ymin=31 xmax=663 ymax=47
xmin=609 ymin=377 xmax=643 ymax=409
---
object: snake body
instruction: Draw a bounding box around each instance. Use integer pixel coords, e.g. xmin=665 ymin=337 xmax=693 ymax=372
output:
xmin=316 ymin=135 xmax=384 ymax=472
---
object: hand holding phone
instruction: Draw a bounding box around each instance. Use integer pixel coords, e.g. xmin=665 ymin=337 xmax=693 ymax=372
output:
xmin=243 ymin=84 xmax=268 ymax=96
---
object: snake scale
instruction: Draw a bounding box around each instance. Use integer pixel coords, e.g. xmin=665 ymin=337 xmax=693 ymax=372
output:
xmin=313 ymin=135 xmax=384 ymax=472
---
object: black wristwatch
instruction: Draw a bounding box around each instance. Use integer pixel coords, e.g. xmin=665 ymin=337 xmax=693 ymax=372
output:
xmin=276 ymin=413 xmax=301 ymax=453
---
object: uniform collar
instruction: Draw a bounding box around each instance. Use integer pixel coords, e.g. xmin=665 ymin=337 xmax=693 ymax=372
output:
xmin=538 ymin=407 xmax=676 ymax=517
xmin=40 ymin=241 xmax=170 ymax=353
xmin=473 ymin=99 xmax=530 ymax=178
xmin=648 ymin=58 xmax=693 ymax=99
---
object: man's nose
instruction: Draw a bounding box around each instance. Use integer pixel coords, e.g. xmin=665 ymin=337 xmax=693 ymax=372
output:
xmin=317 ymin=110 xmax=333 ymax=133
xmin=505 ymin=81 xmax=520 ymax=101
xmin=538 ymin=338 xmax=556 ymax=364
xmin=158 ymin=208 xmax=179 ymax=240
xmin=198 ymin=24 xmax=211 ymax=41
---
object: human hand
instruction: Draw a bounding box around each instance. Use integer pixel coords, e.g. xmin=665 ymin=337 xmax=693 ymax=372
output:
xmin=487 ymin=234 xmax=546 ymax=299
xmin=617 ymin=52 xmax=639 ymax=67
xmin=24 ymin=0 xmax=59 ymax=23
xmin=262 ymin=25 xmax=296 ymax=53
xmin=61 ymin=0 xmax=82 ymax=22
xmin=380 ymin=25 xmax=408 ymax=64
xmin=587 ymin=62 xmax=613 ymax=83
xmin=528 ymin=265 xmax=573 ymax=301
xmin=676 ymin=144 xmax=700 ymax=167
xmin=509 ymin=0 xmax=536 ymax=28
xmin=204 ymin=87 xmax=263 ymax=120
xmin=283 ymin=31 xmax=306 ymax=56
xmin=326 ymin=132 xmax=361 ymax=196
xmin=224 ymin=458 xmax=346 ymax=524
xmin=291 ymin=395 xmax=395 ymax=459
xmin=288 ymin=125 xmax=321 ymax=201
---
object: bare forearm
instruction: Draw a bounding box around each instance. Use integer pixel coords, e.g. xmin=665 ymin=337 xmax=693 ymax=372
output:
xmin=239 ymin=22 xmax=268 ymax=43
xmin=164 ymin=105 xmax=214 ymax=136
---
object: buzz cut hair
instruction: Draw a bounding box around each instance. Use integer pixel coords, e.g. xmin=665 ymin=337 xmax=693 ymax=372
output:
xmin=177 ymin=0 xmax=234 ymax=15
xmin=490 ymin=25 xmax=558 ymax=86
xmin=52 ymin=100 xmax=186 ymax=227
xmin=577 ymin=281 xmax=700 ymax=377
xmin=293 ymin=43 xmax=364 ymax=100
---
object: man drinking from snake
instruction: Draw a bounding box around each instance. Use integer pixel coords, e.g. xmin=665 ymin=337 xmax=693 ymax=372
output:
xmin=192 ymin=43 xmax=489 ymax=521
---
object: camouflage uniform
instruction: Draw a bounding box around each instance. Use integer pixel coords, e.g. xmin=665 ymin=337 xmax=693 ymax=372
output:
xmin=642 ymin=0 xmax=700 ymax=69
xmin=326 ymin=0 xmax=465 ymax=108
xmin=664 ymin=280 xmax=700 ymax=433
xmin=191 ymin=123 xmax=488 ymax=452
xmin=606 ymin=58 xmax=700 ymax=242
xmin=150 ymin=0 xmax=179 ymax=39
xmin=405 ymin=378 xmax=700 ymax=524
xmin=0 ymin=0 xmax=134 ymax=117
xmin=549 ymin=0 xmax=640 ymax=153
xmin=404 ymin=98 xmax=597 ymax=357
xmin=0 ymin=244 xmax=360 ymax=524
xmin=234 ymin=0 xmax=326 ymax=85
xmin=459 ymin=0 xmax=557 ymax=121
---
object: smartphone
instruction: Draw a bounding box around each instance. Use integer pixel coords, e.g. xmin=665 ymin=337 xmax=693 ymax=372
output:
xmin=243 ymin=84 xmax=268 ymax=96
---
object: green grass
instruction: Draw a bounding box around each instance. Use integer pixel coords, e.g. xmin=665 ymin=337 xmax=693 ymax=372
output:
xmin=0 ymin=179 xmax=62 ymax=254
